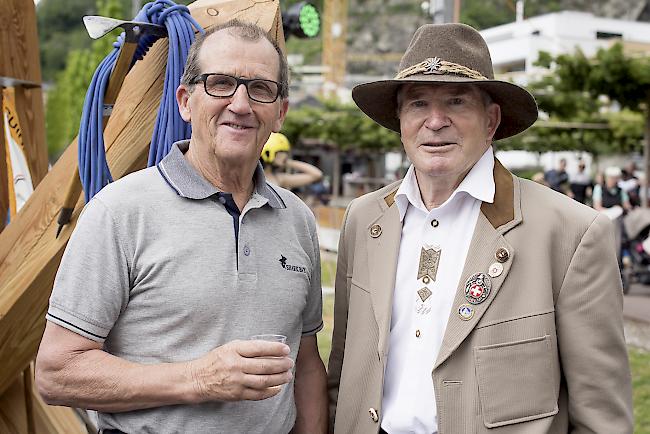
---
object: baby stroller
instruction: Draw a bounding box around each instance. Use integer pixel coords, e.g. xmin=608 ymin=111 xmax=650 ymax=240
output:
xmin=621 ymin=208 xmax=650 ymax=293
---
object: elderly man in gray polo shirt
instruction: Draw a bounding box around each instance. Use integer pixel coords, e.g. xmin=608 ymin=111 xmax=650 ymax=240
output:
xmin=35 ymin=20 xmax=327 ymax=434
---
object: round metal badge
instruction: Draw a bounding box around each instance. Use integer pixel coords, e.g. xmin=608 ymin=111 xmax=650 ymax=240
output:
xmin=464 ymin=272 xmax=492 ymax=305
xmin=458 ymin=304 xmax=474 ymax=321
xmin=488 ymin=262 xmax=503 ymax=278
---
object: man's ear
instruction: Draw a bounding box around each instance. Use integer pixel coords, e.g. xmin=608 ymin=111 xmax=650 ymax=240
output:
xmin=176 ymin=85 xmax=192 ymax=123
xmin=272 ymin=99 xmax=290 ymax=132
xmin=485 ymin=103 xmax=501 ymax=141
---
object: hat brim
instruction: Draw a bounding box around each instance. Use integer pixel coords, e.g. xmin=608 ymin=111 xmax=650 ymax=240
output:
xmin=352 ymin=76 xmax=538 ymax=140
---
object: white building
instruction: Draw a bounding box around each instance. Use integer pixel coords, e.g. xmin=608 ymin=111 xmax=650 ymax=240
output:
xmin=481 ymin=10 xmax=650 ymax=85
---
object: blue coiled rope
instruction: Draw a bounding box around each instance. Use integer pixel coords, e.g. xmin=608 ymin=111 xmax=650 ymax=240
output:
xmin=78 ymin=0 xmax=204 ymax=202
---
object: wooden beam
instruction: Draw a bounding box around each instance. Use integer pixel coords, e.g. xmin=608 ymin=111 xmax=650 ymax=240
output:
xmin=0 ymin=374 xmax=27 ymax=433
xmin=0 ymin=0 xmax=283 ymax=397
xmin=0 ymin=0 xmax=48 ymax=187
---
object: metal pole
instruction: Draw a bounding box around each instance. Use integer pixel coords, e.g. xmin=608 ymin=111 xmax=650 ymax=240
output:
xmin=132 ymin=0 xmax=141 ymax=18
xmin=516 ymin=0 xmax=524 ymax=22
xmin=453 ymin=0 xmax=461 ymax=22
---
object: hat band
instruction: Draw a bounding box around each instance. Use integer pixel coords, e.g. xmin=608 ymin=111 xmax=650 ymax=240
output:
xmin=395 ymin=57 xmax=487 ymax=81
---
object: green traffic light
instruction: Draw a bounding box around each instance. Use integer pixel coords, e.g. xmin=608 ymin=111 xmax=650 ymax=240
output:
xmin=299 ymin=3 xmax=320 ymax=38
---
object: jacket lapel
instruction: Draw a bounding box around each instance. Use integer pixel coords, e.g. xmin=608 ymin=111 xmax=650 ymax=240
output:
xmin=434 ymin=159 xmax=523 ymax=369
xmin=366 ymin=188 xmax=402 ymax=358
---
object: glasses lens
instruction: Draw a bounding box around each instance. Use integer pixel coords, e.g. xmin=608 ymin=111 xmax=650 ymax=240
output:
xmin=248 ymin=79 xmax=279 ymax=103
xmin=204 ymin=74 xmax=237 ymax=97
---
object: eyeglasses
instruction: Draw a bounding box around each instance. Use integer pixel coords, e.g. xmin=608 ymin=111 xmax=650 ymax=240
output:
xmin=190 ymin=73 xmax=282 ymax=103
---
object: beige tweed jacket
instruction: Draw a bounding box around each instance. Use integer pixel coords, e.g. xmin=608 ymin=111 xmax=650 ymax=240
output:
xmin=327 ymin=160 xmax=633 ymax=434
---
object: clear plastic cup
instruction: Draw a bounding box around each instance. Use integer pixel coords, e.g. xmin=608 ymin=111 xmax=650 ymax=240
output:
xmin=249 ymin=334 xmax=287 ymax=344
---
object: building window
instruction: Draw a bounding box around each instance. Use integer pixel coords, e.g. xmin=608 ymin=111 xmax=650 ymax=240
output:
xmin=596 ymin=31 xmax=622 ymax=40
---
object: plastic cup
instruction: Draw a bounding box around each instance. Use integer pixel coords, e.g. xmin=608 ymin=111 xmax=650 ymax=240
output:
xmin=249 ymin=334 xmax=287 ymax=344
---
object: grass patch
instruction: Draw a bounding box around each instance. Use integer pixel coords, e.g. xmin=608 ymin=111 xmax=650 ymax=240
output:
xmin=317 ymin=293 xmax=334 ymax=366
xmin=630 ymin=347 xmax=650 ymax=433
xmin=321 ymin=258 xmax=336 ymax=289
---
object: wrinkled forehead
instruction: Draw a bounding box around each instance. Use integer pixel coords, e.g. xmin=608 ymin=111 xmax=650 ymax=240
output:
xmin=399 ymin=82 xmax=483 ymax=101
xmin=198 ymin=29 xmax=280 ymax=77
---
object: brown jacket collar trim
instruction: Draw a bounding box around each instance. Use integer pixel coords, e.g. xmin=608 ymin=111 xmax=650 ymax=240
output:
xmin=382 ymin=159 xmax=516 ymax=230
xmin=481 ymin=159 xmax=515 ymax=229
xmin=384 ymin=190 xmax=397 ymax=207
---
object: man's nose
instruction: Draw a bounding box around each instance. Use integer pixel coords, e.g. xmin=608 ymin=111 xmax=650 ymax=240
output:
xmin=423 ymin=105 xmax=451 ymax=130
xmin=227 ymin=83 xmax=253 ymax=113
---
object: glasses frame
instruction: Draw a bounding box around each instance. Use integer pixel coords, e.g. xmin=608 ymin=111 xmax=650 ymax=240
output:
xmin=190 ymin=73 xmax=282 ymax=104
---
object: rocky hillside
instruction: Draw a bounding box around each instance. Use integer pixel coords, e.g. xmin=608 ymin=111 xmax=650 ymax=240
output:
xmin=340 ymin=0 xmax=650 ymax=76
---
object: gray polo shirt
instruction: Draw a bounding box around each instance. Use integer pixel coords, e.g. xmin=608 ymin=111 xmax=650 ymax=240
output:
xmin=47 ymin=141 xmax=323 ymax=434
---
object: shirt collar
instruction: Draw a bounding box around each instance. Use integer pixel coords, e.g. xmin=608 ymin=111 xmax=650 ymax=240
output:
xmin=157 ymin=140 xmax=286 ymax=209
xmin=395 ymin=147 xmax=495 ymax=221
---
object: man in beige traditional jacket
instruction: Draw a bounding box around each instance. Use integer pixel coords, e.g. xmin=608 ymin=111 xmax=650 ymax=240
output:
xmin=327 ymin=23 xmax=633 ymax=434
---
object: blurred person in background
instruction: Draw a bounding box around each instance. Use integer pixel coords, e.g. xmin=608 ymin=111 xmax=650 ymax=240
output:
xmin=568 ymin=159 xmax=593 ymax=204
xmin=619 ymin=161 xmax=640 ymax=208
xmin=261 ymin=132 xmax=323 ymax=190
xmin=544 ymin=157 xmax=569 ymax=194
xmin=593 ymin=166 xmax=631 ymax=213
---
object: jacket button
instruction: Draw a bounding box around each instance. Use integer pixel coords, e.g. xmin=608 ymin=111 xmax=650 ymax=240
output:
xmin=495 ymin=247 xmax=510 ymax=263
xmin=368 ymin=407 xmax=379 ymax=422
xmin=370 ymin=224 xmax=382 ymax=238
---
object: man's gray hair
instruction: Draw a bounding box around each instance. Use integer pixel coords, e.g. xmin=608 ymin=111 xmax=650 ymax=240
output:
xmin=180 ymin=19 xmax=289 ymax=99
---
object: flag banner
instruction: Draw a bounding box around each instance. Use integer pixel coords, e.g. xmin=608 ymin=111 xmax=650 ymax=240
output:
xmin=3 ymin=88 xmax=34 ymax=216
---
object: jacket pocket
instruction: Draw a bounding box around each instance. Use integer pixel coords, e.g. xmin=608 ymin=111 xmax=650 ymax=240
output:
xmin=474 ymin=335 xmax=559 ymax=428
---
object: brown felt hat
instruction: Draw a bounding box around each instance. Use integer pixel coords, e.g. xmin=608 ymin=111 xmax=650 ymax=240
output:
xmin=351 ymin=23 xmax=538 ymax=140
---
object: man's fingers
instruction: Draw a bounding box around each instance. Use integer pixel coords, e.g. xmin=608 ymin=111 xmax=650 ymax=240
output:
xmin=242 ymin=356 xmax=294 ymax=375
xmin=234 ymin=340 xmax=290 ymax=358
xmin=241 ymin=385 xmax=284 ymax=401
xmin=242 ymin=371 xmax=293 ymax=390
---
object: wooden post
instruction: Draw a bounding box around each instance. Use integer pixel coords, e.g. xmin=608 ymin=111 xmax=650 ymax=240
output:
xmin=0 ymin=0 xmax=48 ymax=187
xmin=23 ymin=365 xmax=35 ymax=434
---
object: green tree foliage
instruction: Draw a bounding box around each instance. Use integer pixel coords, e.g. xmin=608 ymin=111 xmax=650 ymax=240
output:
xmin=45 ymin=0 xmax=125 ymax=159
xmin=501 ymin=44 xmax=649 ymax=156
xmin=460 ymin=0 xmax=563 ymax=30
xmin=282 ymin=99 xmax=401 ymax=152
xmin=36 ymin=0 xmax=141 ymax=82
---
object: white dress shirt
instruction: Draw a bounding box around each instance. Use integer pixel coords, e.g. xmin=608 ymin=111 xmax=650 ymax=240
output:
xmin=381 ymin=148 xmax=495 ymax=434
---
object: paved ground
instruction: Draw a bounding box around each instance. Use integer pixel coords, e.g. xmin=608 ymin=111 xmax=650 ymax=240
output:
xmin=624 ymin=284 xmax=650 ymax=350
xmin=625 ymin=283 xmax=650 ymax=323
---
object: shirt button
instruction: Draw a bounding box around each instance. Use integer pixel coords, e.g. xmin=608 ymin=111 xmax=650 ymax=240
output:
xmin=415 ymin=329 xmax=421 ymax=338
xmin=218 ymin=196 xmax=226 ymax=204
xmin=243 ymin=246 xmax=251 ymax=256
xmin=431 ymin=219 xmax=439 ymax=228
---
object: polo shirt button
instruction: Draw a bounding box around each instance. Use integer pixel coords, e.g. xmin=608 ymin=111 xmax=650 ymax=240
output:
xmin=218 ymin=196 xmax=226 ymax=204
xmin=431 ymin=219 xmax=439 ymax=228
xmin=415 ymin=329 xmax=421 ymax=338
xmin=244 ymin=246 xmax=251 ymax=256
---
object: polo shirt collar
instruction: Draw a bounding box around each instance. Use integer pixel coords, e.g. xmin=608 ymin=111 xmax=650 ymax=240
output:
xmin=157 ymin=140 xmax=286 ymax=209
xmin=395 ymin=146 xmax=495 ymax=221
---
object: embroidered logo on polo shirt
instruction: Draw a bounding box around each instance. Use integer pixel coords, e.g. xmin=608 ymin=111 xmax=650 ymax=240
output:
xmin=279 ymin=255 xmax=307 ymax=274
